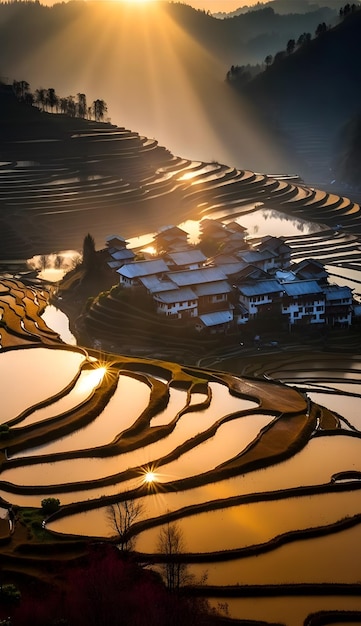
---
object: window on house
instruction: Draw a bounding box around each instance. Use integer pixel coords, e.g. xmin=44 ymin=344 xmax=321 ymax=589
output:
xmin=316 ymin=305 xmax=324 ymax=311
xmin=305 ymin=306 xmax=313 ymax=313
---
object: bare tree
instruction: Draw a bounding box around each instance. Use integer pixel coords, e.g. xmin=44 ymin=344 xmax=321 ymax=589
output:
xmin=106 ymin=499 xmax=143 ymax=551
xmin=157 ymin=521 xmax=189 ymax=592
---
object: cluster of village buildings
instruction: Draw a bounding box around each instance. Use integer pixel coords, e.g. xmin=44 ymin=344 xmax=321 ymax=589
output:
xmin=103 ymin=219 xmax=354 ymax=333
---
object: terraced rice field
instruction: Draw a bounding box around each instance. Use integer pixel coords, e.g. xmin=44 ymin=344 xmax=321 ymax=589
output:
xmin=0 ymin=279 xmax=360 ymax=626
xmin=1 ymin=118 xmax=361 ymax=261
xmin=1 ymin=118 xmax=361 ymax=624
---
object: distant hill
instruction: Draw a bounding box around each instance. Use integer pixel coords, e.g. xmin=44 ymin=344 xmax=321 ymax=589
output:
xmin=214 ymin=0 xmax=358 ymax=17
xmin=229 ymin=9 xmax=361 ymax=188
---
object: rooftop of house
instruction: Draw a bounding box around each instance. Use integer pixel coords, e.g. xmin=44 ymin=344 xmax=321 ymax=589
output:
xmin=154 ymin=286 xmax=197 ymax=304
xmin=167 ymin=266 xmax=227 ymax=287
xmin=139 ymin=275 xmax=177 ymax=293
xmin=106 ymin=235 xmax=129 ymax=246
xmin=117 ymin=258 xmax=169 ymax=279
xmin=282 ymin=280 xmax=323 ymax=297
xmin=110 ymin=249 xmax=136 ymax=261
xmin=323 ymin=284 xmax=353 ymax=300
xmin=255 ymin=236 xmax=290 ymax=253
xmin=165 ymin=249 xmax=207 ymax=266
xmin=238 ymin=280 xmax=283 ymax=297
xmin=198 ymin=310 xmax=233 ymax=327
xmin=194 ymin=280 xmax=233 ymax=297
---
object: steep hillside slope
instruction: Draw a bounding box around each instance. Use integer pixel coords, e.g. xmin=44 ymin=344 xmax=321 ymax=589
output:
xmin=232 ymin=10 xmax=361 ymax=188
xmin=1 ymin=85 xmax=361 ymax=263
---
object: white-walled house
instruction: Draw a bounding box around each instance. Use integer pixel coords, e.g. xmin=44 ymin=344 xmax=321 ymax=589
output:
xmin=166 ymin=267 xmax=232 ymax=314
xmin=193 ymin=281 xmax=233 ymax=313
xmin=153 ymin=286 xmax=198 ymax=319
xmin=104 ymin=222 xmax=356 ymax=331
xmin=237 ymin=280 xmax=283 ymax=319
xmin=282 ymin=280 xmax=325 ymax=325
xmin=117 ymin=259 xmax=169 ymax=287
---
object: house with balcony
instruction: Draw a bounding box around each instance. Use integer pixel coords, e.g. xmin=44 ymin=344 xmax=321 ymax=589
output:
xmin=165 ymin=266 xmax=233 ymax=330
xmin=323 ymin=285 xmax=353 ymax=327
xmin=282 ymin=280 xmax=325 ymax=326
xmin=138 ymin=274 xmax=198 ymax=318
xmin=105 ymin=220 xmax=357 ymax=332
xmin=167 ymin=267 xmax=231 ymax=309
xmin=237 ymin=280 xmax=283 ymax=321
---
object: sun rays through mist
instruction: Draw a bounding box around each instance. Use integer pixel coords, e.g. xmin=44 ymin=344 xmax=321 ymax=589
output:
xmin=4 ymin=0 xmax=288 ymax=173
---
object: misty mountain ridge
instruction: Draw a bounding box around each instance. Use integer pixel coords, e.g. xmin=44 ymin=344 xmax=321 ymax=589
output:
xmin=230 ymin=7 xmax=361 ymax=188
xmin=214 ymin=0 xmax=359 ymax=17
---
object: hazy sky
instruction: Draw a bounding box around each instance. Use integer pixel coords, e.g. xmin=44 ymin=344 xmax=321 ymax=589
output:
xmin=39 ymin=0 xmax=260 ymax=12
xmin=174 ymin=0 xmax=258 ymax=11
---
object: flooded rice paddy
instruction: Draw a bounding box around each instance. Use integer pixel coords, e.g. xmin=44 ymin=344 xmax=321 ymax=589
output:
xmin=1 ymin=180 xmax=361 ymax=625
xmin=0 ymin=339 xmax=360 ymax=626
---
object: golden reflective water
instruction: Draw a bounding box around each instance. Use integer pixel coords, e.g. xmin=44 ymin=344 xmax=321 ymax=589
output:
xmin=1 ymin=348 xmax=86 ymax=422
xmin=188 ymin=524 xmax=361 ymax=585
xmin=134 ymin=491 xmax=361 ymax=553
xmin=209 ymin=597 xmax=361 ymax=626
xmin=13 ymin=373 xmax=151 ymax=458
xmin=1 ymin=336 xmax=361 ymax=626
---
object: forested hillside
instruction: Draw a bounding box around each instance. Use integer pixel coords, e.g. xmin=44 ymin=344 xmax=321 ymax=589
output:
xmin=228 ymin=7 xmax=361 ymax=189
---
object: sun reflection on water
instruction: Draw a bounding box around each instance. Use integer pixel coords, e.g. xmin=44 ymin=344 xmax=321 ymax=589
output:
xmin=77 ymin=366 xmax=107 ymax=393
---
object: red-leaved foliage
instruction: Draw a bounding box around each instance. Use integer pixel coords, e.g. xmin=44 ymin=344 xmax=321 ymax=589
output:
xmin=1 ymin=543 xmax=215 ymax=626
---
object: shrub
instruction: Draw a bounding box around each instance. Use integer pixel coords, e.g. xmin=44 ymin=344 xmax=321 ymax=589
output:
xmin=41 ymin=498 xmax=60 ymax=515
xmin=0 ymin=424 xmax=10 ymax=439
xmin=0 ymin=584 xmax=21 ymax=605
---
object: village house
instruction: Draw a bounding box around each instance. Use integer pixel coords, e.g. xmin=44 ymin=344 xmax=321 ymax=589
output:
xmin=292 ymin=258 xmax=329 ymax=283
xmin=237 ymin=280 xmax=284 ymax=321
xmin=117 ymin=259 xmax=169 ymax=287
xmin=152 ymin=286 xmax=198 ymax=319
xmin=153 ymin=225 xmax=189 ymax=254
xmin=323 ymin=285 xmax=353 ymax=326
xmin=162 ymin=249 xmax=207 ymax=272
xmin=195 ymin=310 xmax=234 ymax=333
xmin=105 ymin=235 xmax=135 ymax=270
xmin=281 ymin=280 xmax=325 ymax=326
xmin=166 ymin=267 xmax=232 ymax=315
xmin=254 ymin=236 xmax=291 ymax=270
